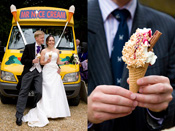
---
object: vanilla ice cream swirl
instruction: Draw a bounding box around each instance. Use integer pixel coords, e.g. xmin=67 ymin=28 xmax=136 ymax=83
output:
xmin=122 ymin=28 xmax=157 ymax=68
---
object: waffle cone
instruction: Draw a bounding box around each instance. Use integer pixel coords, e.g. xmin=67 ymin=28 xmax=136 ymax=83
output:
xmin=128 ymin=63 xmax=149 ymax=93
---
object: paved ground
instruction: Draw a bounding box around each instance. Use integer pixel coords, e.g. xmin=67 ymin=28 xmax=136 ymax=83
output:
xmin=0 ymin=98 xmax=87 ymax=131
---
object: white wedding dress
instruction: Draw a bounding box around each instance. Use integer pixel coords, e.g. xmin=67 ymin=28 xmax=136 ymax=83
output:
xmin=22 ymin=52 xmax=71 ymax=127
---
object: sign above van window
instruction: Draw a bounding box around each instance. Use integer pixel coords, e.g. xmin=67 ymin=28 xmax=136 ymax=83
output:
xmin=20 ymin=10 xmax=67 ymax=19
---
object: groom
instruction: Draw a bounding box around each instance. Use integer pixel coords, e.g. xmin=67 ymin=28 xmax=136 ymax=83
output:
xmin=15 ymin=30 xmax=45 ymax=126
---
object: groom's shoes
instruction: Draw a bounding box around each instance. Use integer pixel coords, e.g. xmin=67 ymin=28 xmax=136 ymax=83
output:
xmin=16 ymin=118 xmax=22 ymax=126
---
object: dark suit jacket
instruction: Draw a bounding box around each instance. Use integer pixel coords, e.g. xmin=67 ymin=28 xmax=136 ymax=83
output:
xmin=16 ymin=43 xmax=44 ymax=90
xmin=88 ymin=0 xmax=175 ymax=130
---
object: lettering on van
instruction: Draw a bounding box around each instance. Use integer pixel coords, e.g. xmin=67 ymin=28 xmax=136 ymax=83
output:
xmin=5 ymin=55 xmax=22 ymax=65
xmin=20 ymin=10 xmax=67 ymax=19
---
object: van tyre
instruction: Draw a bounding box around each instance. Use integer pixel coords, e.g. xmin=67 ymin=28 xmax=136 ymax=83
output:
xmin=68 ymin=95 xmax=80 ymax=106
xmin=1 ymin=95 xmax=11 ymax=104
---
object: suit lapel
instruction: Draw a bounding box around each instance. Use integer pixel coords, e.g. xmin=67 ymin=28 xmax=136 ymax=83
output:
xmin=121 ymin=3 xmax=148 ymax=88
xmin=41 ymin=44 xmax=45 ymax=50
xmin=131 ymin=3 xmax=147 ymax=34
xmin=31 ymin=43 xmax=36 ymax=59
xmin=88 ymin=0 xmax=113 ymax=85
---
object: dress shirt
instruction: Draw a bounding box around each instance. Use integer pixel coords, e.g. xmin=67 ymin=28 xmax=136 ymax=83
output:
xmin=29 ymin=43 xmax=42 ymax=73
xmin=98 ymin=0 xmax=137 ymax=57
xmin=77 ymin=45 xmax=81 ymax=53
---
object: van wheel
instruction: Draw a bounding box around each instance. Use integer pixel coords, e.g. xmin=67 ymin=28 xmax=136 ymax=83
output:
xmin=68 ymin=95 xmax=80 ymax=106
xmin=0 ymin=95 xmax=11 ymax=104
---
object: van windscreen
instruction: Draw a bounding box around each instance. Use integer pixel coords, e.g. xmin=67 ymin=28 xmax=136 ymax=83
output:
xmin=8 ymin=26 xmax=75 ymax=50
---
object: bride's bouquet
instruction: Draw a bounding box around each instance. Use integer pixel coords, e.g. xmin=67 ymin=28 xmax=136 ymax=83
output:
xmin=69 ymin=53 xmax=80 ymax=64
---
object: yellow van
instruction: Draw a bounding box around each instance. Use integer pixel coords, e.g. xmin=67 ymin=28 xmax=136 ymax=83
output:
xmin=0 ymin=6 xmax=81 ymax=106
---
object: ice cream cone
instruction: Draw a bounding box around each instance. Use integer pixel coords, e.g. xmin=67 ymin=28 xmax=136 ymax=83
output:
xmin=37 ymin=55 xmax=41 ymax=58
xmin=68 ymin=5 xmax=75 ymax=22
xmin=123 ymin=30 xmax=162 ymax=93
xmin=127 ymin=30 xmax=162 ymax=93
xmin=10 ymin=4 xmax=17 ymax=22
xmin=49 ymin=54 xmax=52 ymax=58
xmin=128 ymin=63 xmax=149 ymax=93
xmin=36 ymin=53 xmax=41 ymax=59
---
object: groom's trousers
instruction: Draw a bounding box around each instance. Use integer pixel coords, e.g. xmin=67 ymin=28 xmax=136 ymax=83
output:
xmin=16 ymin=69 xmax=42 ymax=119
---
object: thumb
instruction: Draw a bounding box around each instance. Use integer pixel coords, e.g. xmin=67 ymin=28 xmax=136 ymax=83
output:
xmin=127 ymin=78 xmax=129 ymax=84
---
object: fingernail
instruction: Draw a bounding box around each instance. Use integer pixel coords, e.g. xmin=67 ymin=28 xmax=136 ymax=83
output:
xmin=130 ymin=93 xmax=136 ymax=100
xmin=133 ymin=101 xmax=138 ymax=107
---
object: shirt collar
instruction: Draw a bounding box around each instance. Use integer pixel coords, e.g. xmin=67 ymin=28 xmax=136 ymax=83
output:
xmin=35 ymin=42 xmax=41 ymax=47
xmin=98 ymin=0 xmax=137 ymax=22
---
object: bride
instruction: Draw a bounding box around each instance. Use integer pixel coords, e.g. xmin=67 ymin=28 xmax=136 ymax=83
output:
xmin=22 ymin=35 xmax=71 ymax=127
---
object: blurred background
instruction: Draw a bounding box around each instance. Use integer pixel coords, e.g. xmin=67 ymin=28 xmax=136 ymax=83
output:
xmin=139 ymin=0 xmax=175 ymax=17
xmin=0 ymin=0 xmax=87 ymax=47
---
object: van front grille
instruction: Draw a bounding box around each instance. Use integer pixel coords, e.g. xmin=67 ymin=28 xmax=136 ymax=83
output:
xmin=4 ymin=89 xmax=19 ymax=95
xmin=66 ymin=91 xmax=74 ymax=96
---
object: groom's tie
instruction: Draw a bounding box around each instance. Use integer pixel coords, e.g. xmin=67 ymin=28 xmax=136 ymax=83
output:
xmin=37 ymin=46 xmax=41 ymax=54
xmin=111 ymin=9 xmax=130 ymax=85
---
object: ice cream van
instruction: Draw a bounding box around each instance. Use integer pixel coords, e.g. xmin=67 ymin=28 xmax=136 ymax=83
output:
xmin=0 ymin=6 xmax=81 ymax=106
